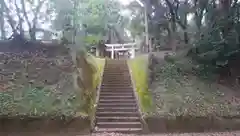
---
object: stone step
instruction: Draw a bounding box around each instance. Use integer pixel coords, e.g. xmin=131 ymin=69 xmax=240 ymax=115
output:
xmin=100 ymin=89 xmax=133 ymax=92
xmin=103 ymin=75 xmax=129 ymax=77
xmin=99 ymin=99 xmax=136 ymax=103
xmin=103 ymin=72 xmax=129 ymax=74
xmin=96 ymin=122 xmax=141 ymax=128
xmin=104 ymin=67 xmax=128 ymax=69
xmin=99 ymin=96 xmax=135 ymax=100
xmin=103 ymin=69 xmax=127 ymax=70
xmin=101 ymin=82 xmax=131 ymax=85
xmin=95 ymin=128 xmax=142 ymax=134
xmin=96 ymin=116 xmax=140 ymax=122
xmin=100 ymin=92 xmax=134 ymax=97
xmin=103 ymin=70 xmax=129 ymax=76
xmin=103 ymin=70 xmax=129 ymax=72
xmin=99 ymin=91 xmax=133 ymax=94
xmin=103 ymin=73 xmax=129 ymax=75
xmin=95 ymin=60 xmax=142 ymax=134
xmin=101 ymin=85 xmax=133 ymax=90
xmin=101 ymin=84 xmax=132 ymax=87
xmin=102 ymin=79 xmax=132 ymax=84
xmin=102 ymin=76 xmax=129 ymax=78
xmin=101 ymin=86 xmax=132 ymax=88
xmin=102 ymin=80 xmax=131 ymax=82
xmin=102 ymin=77 xmax=131 ymax=80
xmin=98 ymin=102 xmax=137 ymax=107
xmin=97 ymin=107 xmax=138 ymax=112
xmin=100 ymin=89 xmax=134 ymax=92
xmin=102 ymin=79 xmax=131 ymax=81
xmin=96 ymin=111 xmax=139 ymax=117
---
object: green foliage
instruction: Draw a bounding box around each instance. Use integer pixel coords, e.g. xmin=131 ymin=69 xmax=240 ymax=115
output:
xmin=0 ymin=87 xmax=81 ymax=117
xmin=190 ymin=27 xmax=240 ymax=69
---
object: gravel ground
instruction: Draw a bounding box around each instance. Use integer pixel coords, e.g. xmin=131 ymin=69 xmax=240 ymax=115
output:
xmin=90 ymin=132 xmax=240 ymax=136
xmin=2 ymin=131 xmax=240 ymax=136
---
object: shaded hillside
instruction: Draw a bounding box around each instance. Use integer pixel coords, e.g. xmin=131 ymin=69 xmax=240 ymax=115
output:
xmin=129 ymin=53 xmax=240 ymax=133
xmin=0 ymin=41 xmax=105 ymax=117
xmin=0 ymin=42 xmax=74 ymax=92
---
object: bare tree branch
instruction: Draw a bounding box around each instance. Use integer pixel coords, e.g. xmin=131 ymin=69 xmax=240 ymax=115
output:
xmin=30 ymin=0 xmax=47 ymax=40
xmin=2 ymin=0 xmax=18 ymax=34
xmin=14 ymin=0 xmax=24 ymax=34
xmin=21 ymin=0 xmax=32 ymax=29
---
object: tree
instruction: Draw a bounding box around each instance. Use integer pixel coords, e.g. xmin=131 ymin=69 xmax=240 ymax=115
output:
xmin=0 ymin=0 xmax=6 ymax=39
xmin=51 ymin=0 xmax=126 ymax=47
xmin=0 ymin=0 xmax=54 ymax=41
xmin=81 ymin=0 xmax=123 ymax=37
xmin=126 ymin=1 xmax=145 ymax=39
xmin=127 ymin=0 xmax=240 ymax=75
xmin=21 ymin=0 xmax=48 ymax=40
xmin=126 ymin=0 xmax=193 ymax=51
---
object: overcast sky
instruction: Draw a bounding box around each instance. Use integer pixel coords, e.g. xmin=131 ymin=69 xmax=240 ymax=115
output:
xmin=118 ymin=0 xmax=134 ymax=5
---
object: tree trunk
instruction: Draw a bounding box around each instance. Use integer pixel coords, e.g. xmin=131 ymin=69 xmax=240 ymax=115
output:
xmin=184 ymin=31 xmax=188 ymax=44
xmin=219 ymin=0 xmax=232 ymax=38
xmin=170 ymin=16 xmax=177 ymax=52
xmin=0 ymin=4 xmax=5 ymax=39
xmin=0 ymin=19 xmax=5 ymax=39
xmin=29 ymin=12 xmax=37 ymax=40
xmin=168 ymin=21 xmax=178 ymax=52
xmin=30 ymin=27 xmax=37 ymax=41
xmin=183 ymin=13 xmax=188 ymax=44
xmin=195 ymin=11 xmax=203 ymax=39
xmin=194 ymin=0 xmax=205 ymax=40
xmin=170 ymin=33 xmax=178 ymax=52
xmin=165 ymin=0 xmax=179 ymax=52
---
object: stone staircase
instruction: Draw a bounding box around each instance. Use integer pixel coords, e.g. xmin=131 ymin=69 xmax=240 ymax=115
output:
xmin=94 ymin=59 xmax=142 ymax=134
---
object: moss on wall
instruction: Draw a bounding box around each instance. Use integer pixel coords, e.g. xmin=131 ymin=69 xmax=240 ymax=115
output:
xmin=90 ymin=55 xmax=105 ymax=90
xmin=128 ymin=55 xmax=154 ymax=114
xmin=75 ymin=51 xmax=105 ymax=117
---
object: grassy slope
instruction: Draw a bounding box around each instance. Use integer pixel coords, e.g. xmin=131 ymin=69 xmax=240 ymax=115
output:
xmin=128 ymin=55 xmax=154 ymax=115
xmin=0 ymin=54 xmax=105 ymax=118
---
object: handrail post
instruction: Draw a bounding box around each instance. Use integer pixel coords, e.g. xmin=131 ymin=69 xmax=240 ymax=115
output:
xmin=111 ymin=45 xmax=114 ymax=59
